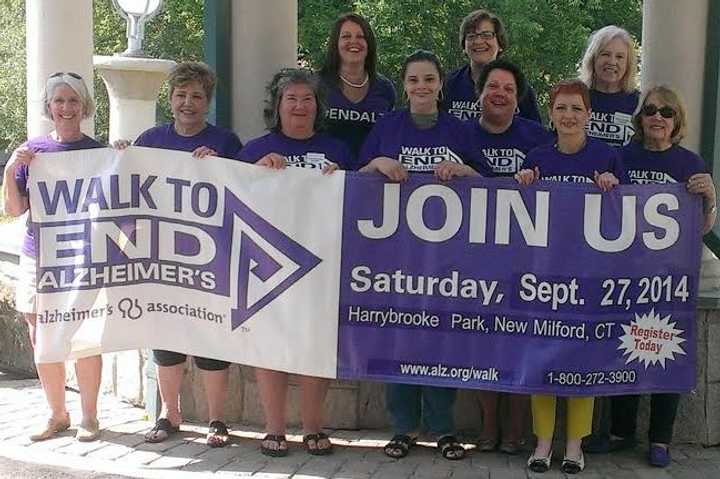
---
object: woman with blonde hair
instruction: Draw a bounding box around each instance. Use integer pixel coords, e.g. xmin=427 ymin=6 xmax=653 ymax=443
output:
xmin=578 ymin=25 xmax=640 ymax=147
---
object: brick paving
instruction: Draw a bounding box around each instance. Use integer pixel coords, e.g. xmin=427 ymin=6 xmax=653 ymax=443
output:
xmin=1 ymin=378 xmax=719 ymax=478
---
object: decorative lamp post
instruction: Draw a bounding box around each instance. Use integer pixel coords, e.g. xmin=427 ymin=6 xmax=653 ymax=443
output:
xmin=111 ymin=0 xmax=163 ymax=57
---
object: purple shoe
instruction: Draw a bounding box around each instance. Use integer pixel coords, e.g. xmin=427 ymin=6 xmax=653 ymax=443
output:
xmin=649 ymin=444 xmax=671 ymax=468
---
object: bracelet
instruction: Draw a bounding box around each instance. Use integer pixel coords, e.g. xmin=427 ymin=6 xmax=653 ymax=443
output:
xmin=705 ymin=203 xmax=717 ymax=215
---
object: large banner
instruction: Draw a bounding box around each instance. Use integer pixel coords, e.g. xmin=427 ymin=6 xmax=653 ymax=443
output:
xmin=29 ymin=147 xmax=703 ymax=395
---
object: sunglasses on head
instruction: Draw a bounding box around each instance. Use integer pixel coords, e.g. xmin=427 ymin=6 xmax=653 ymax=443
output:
xmin=641 ymin=103 xmax=675 ymax=119
xmin=49 ymin=71 xmax=82 ymax=80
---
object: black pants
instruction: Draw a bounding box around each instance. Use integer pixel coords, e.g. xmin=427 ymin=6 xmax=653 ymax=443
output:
xmin=610 ymin=393 xmax=680 ymax=444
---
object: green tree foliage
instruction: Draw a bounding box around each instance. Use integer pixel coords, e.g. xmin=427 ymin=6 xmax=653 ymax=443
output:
xmin=299 ymin=0 xmax=642 ymax=113
xmin=0 ymin=0 xmax=27 ymax=152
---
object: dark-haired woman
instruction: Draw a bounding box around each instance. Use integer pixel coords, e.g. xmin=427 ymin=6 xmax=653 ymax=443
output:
xmin=240 ymin=68 xmax=352 ymax=457
xmin=359 ymin=50 xmax=491 ymax=461
xmin=319 ymin=12 xmax=395 ymax=161
xmin=444 ymin=9 xmax=541 ymax=123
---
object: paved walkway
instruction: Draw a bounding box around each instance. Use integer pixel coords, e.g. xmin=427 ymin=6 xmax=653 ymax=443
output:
xmin=1 ymin=375 xmax=720 ymax=478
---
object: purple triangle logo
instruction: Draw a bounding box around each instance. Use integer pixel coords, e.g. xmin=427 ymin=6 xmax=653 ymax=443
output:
xmin=223 ymin=190 xmax=322 ymax=330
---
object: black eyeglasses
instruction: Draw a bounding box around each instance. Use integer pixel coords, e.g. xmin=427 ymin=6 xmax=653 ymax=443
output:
xmin=641 ymin=104 xmax=675 ymax=119
xmin=49 ymin=71 xmax=82 ymax=80
xmin=465 ymin=30 xmax=496 ymax=42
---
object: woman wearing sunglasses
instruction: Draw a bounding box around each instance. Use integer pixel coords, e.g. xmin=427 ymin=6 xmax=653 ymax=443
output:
xmin=604 ymin=85 xmax=716 ymax=468
xmin=3 ymin=71 xmax=105 ymax=442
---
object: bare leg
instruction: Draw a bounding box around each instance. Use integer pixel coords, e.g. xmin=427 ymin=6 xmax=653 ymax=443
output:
xmin=202 ymin=368 xmax=228 ymax=423
xmin=299 ymin=375 xmax=330 ymax=452
xmin=298 ymin=375 xmax=329 ymax=433
xmin=255 ymin=368 xmax=289 ymax=455
xmin=75 ymin=355 xmax=102 ymax=423
xmin=157 ymin=363 xmax=184 ymax=426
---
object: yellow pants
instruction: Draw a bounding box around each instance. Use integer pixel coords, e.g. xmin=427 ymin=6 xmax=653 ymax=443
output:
xmin=531 ymin=395 xmax=594 ymax=440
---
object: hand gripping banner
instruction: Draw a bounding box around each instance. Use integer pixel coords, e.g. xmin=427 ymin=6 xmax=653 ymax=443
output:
xmin=29 ymin=148 xmax=703 ymax=394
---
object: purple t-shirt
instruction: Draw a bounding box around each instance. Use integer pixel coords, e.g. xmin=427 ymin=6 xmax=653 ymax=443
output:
xmin=358 ymin=109 xmax=492 ymax=176
xmin=15 ymin=134 xmax=104 ymax=257
xmin=466 ymin=116 xmax=553 ymax=176
xmin=443 ymin=64 xmax=542 ymax=124
xmin=622 ymin=141 xmax=707 ymax=184
xmin=524 ymin=137 xmax=628 ymax=184
xmin=134 ymin=123 xmax=244 ymax=159
xmin=323 ymin=75 xmax=396 ymax=160
xmin=239 ymin=131 xmax=353 ymax=171
xmin=587 ymin=90 xmax=640 ymax=147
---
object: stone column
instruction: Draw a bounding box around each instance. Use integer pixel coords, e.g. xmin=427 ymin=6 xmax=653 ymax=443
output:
xmin=26 ymin=0 xmax=95 ymax=138
xmin=93 ymin=56 xmax=176 ymax=143
xmin=642 ymin=0 xmax=720 ymax=297
xmin=230 ymin=0 xmax=297 ymax=142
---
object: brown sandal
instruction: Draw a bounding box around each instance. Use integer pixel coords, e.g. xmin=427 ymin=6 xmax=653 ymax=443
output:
xmin=29 ymin=413 xmax=71 ymax=442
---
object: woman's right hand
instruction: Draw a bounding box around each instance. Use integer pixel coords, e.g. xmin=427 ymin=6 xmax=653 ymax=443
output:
xmin=112 ymin=139 xmax=131 ymax=150
xmin=7 ymin=147 xmax=35 ymax=171
xmin=256 ymin=152 xmax=287 ymax=169
xmin=515 ymin=167 xmax=539 ymax=185
xmin=360 ymin=157 xmax=408 ymax=182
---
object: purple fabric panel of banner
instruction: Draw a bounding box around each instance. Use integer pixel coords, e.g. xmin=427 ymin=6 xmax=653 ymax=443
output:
xmin=337 ymin=173 xmax=702 ymax=395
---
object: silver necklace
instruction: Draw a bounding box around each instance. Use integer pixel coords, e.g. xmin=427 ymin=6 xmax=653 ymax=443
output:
xmin=340 ymin=73 xmax=369 ymax=88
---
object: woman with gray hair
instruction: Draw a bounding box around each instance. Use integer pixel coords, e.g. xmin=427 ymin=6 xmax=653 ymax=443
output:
xmin=603 ymin=85 xmax=715 ymax=467
xmin=3 ymin=71 xmax=105 ymax=442
xmin=578 ymin=25 xmax=640 ymax=147
xmin=239 ymin=68 xmax=351 ymax=457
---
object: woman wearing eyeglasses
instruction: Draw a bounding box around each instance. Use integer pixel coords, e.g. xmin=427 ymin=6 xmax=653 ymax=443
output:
xmin=603 ymin=85 xmax=716 ymax=468
xmin=443 ymin=9 xmax=541 ymax=124
xmin=3 ymin=71 xmax=105 ymax=443
xmin=318 ymin=13 xmax=395 ymax=161
xmin=578 ymin=25 xmax=640 ymax=148
xmin=516 ymin=79 xmax=626 ymax=474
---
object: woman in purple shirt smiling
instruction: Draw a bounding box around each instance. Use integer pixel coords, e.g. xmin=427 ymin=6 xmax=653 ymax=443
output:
xmin=318 ymin=13 xmax=395 ymax=160
xmin=4 ymin=72 xmax=104 ymax=444
xmin=516 ymin=79 xmax=624 ymax=475
xmin=241 ymin=68 xmax=350 ymax=459
xmin=603 ymin=86 xmax=715 ymax=468
xmin=578 ymin=25 xmax=640 ymax=147
xmin=360 ymin=50 xmax=491 ymax=462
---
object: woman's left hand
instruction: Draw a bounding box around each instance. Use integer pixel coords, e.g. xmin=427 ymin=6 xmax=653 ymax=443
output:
xmin=322 ymin=162 xmax=339 ymax=175
xmin=434 ymin=161 xmax=479 ymax=181
xmin=688 ymin=173 xmax=717 ymax=233
xmin=594 ymin=171 xmax=619 ymax=192
xmin=192 ymin=146 xmax=217 ymax=159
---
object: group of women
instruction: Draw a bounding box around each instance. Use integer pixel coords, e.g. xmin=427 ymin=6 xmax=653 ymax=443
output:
xmin=5 ymin=7 xmax=716 ymax=475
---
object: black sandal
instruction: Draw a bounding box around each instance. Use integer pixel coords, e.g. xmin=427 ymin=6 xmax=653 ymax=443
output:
xmin=206 ymin=420 xmax=230 ymax=448
xmin=384 ymin=434 xmax=416 ymax=459
xmin=260 ymin=434 xmax=289 ymax=457
xmin=303 ymin=432 xmax=333 ymax=455
xmin=437 ymin=435 xmax=466 ymax=460
xmin=144 ymin=418 xmax=179 ymax=443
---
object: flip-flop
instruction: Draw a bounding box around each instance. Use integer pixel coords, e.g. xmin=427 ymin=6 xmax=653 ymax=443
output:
xmin=303 ymin=432 xmax=333 ymax=455
xmin=144 ymin=418 xmax=179 ymax=443
xmin=260 ymin=434 xmax=289 ymax=457
xmin=206 ymin=420 xmax=230 ymax=448
xmin=384 ymin=434 xmax=416 ymax=459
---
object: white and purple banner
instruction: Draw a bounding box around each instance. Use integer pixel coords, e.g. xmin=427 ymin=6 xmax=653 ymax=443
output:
xmin=29 ymin=147 xmax=703 ymax=394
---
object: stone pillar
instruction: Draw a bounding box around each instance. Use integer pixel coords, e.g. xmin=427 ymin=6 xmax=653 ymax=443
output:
xmin=26 ymin=0 xmax=95 ymax=138
xmin=93 ymin=56 xmax=176 ymax=143
xmin=641 ymin=0 xmax=708 ymax=151
xmin=230 ymin=0 xmax=297 ymax=142
xmin=642 ymin=0 xmax=720 ymax=296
